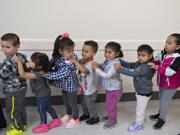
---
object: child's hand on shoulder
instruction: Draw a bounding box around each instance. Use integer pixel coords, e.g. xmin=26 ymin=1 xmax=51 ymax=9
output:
xmin=12 ymin=55 xmax=21 ymax=63
xmin=114 ymin=63 xmax=121 ymax=71
xmin=92 ymin=62 xmax=98 ymax=71
xmin=148 ymin=62 xmax=158 ymax=70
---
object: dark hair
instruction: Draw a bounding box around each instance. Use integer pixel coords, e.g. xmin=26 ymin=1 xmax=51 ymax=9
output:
xmin=84 ymin=40 xmax=98 ymax=53
xmin=1 ymin=33 xmax=20 ymax=46
xmin=52 ymin=34 xmax=74 ymax=58
xmin=31 ymin=52 xmax=51 ymax=72
xmin=137 ymin=44 xmax=154 ymax=61
xmin=169 ymin=33 xmax=180 ymax=45
xmin=105 ymin=41 xmax=123 ymax=58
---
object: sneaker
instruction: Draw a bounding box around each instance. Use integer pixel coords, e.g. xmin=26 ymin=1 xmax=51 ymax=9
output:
xmin=102 ymin=116 xmax=108 ymax=122
xmin=86 ymin=117 xmax=99 ymax=125
xmin=48 ymin=118 xmax=62 ymax=129
xmin=65 ymin=119 xmax=80 ymax=128
xmin=128 ymin=122 xmax=143 ymax=132
xmin=103 ymin=121 xmax=118 ymax=129
xmin=79 ymin=114 xmax=90 ymax=121
xmin=153 ymin=118 xmax=165 ymax=130
xmin=149 ymin=113 xmax=160 ymax=121
xmin=6 ymin=128 xmax=24 ymax=135
xmin=32 ymin=124 xmax=49 ymax=133
xmin=61 ymin=115 xmax=71 ymax=124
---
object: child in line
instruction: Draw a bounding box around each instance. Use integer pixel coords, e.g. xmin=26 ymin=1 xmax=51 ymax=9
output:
xmin=115 ymin=44 xmax=155 ymax=132
xmin=44 ymin=33 xmax=80 ymax=128
xmin=148 ymin=33 xmax=180 ymax=129
xmin=71 ymin=40 xmax=99 ymax=125
xmin=0 ymin=33 xmax=28 ymax=135
xmin=14 ymin=52 xmax=61 ymax=133
xmin=92 ymin=42 xmax=123 ymax=129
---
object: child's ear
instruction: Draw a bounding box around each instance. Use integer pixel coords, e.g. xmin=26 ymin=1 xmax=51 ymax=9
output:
xmin=59 ymin=49 xmax=62 ymax=54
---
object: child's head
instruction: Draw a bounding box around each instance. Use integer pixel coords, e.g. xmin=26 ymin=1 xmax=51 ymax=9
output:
xmin=30 ymin=52 xmax=50 ymax=72
xmin=1 ymin=33 xmax=20 ymax=56
xmin=137 ymin=44 xmax=154 ymax=64
xmin=82 ymin=40 xmax=98 ymax=60
xmin=165 ymin=33 xmax=180 ymax=54
xmin=104 ymin=41 xmax=123 ymax=60
xmin=53 ymin=33 xmax=75 ymax=60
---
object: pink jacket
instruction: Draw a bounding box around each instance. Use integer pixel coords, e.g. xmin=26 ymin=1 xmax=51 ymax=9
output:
xmin=155 ymin=52 xmax=180 ymax=89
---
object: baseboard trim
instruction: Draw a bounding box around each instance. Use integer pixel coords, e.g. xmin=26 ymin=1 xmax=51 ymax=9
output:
xmin=1 ymin=91 xmax=180 ymax=107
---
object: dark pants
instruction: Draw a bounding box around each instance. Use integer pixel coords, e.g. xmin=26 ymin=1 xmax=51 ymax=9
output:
xmin=37 ymin=94 xmax=58 ymax=124
xmin=0 ymin=104 xmax=7 ymax=128
xmin=62 ymin=91 xmax=79 ymax=120
xmin=6 ymin=89 xmax=27 ymax=130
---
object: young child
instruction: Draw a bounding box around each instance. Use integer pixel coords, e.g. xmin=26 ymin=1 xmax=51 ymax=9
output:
xmin=14 ymin=52 xmax=62 ymax=133
xmin=0 ymin=33 xmax=28 ymax=135
xmin=148 ymin=33 xmax=180 ymax=129
xmin=44 ymin=33 xmax=80 ymax=128
xmin=115 ymin=44 xmax=155 ymax=132
xmin=70 ymin=40 xmax=99 ymax=125
xmin=92 ymin=42 xmax=123 ymax=129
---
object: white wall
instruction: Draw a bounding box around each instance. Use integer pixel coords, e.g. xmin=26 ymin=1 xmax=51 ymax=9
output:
xmin=0 ymin=0 xmax=180 ymax=97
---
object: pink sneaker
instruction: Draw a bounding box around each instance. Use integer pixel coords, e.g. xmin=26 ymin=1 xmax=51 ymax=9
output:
xmin=61 ymin=115 xmax=71 ymax=124
xmin=32 ymin=124 xmax=49 ymax=133
xmin=48 ymin=118 xmax=62 ymax=129
xmin=65 ymin=118 xmax=80 ymax=128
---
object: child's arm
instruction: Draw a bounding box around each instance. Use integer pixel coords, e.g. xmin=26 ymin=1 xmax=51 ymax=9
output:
xmin=70 ymin=59 xmax=89 ymax=74
xmin=120 ymin=64 xmax=149 ymax=77
xmin=14 ymin=56 xmax=36 ymax=80
xmin=92 ymin=62 xmax=117 ymax=79
xmin=120 ymin=59 xmax=137 ymax=68
xmin=44 ymin=62 xmax=75 ymax=80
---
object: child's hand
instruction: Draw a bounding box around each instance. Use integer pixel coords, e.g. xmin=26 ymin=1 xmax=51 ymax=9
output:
xmin=27 ymin=61 xmax=35 ymax=69
xmin=70 ymin=58 xmax=78 ymax=64
xmin=12 ymin=55 xmax=21 ymax=63
xmin=148 ymin=62 xmax=158 ymax=70
xmin=92 ymin=62 xmax=98 ymax=70
xmin=114 ymin=64 xmax=121 ymax=71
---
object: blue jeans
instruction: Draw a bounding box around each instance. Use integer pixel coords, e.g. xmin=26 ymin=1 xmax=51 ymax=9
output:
xmin=37 ymin=94 xmax=58 ymax=124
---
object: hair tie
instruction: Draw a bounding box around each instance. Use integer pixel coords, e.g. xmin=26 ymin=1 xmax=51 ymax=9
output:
xmin=61 ymin=32 xmax=69 ymax=38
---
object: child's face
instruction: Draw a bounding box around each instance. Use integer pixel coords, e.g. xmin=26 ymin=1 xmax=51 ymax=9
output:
xmin=59 ymin=45 xmax=75 ymax=60
xmin=82 ymin=45 xmax=95 ymax=59
xmin=1 ymin=41 xmax=19 ymax=56
xmin=137 ymin=51 xmax=152 ymax=64
xmin=104 ymin=48 xmax=118 ymax=60
xmin=164 ymin=36 xmax=178 ymax=54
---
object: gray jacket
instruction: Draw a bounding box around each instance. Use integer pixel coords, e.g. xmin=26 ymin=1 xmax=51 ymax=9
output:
xmin=120 ymin=59 xmax=155 ymax=95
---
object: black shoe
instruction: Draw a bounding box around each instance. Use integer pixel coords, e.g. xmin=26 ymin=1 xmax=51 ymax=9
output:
xmin=149 ymin=113 xmax=160 ymax=121
xmin=153 ymin=118 xmax=165 ymax=130
xmin=86 ymin=117 xmax=99 ymax=125
xmin=80 ymin=114 xmax=90 ymax=121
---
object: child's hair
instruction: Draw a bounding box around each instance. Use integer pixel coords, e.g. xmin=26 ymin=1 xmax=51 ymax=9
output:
xmin=84 ymin=40 xmax=98 ymax=53
xmin=137 ymin=44 xmax=154 ymax=61
xmin=1 ymin=33 xmax=20 ymax=46
xmin=52 ymin=33 xmax=74 ymax=58
xmin=169 ymin=33 xmax=180 ymax=45
xmin=31 ymin=52 xmax=51 ymax=72
xmin=105 ymin=41 xmax=123 ymax=58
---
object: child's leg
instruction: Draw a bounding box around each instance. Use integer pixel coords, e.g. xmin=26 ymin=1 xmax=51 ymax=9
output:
xmin=84 ymin=92 xmax=98 ymax=119
xmin=81 ymin=95 xmax=90 ymax=116
xmin=67 ymin=91 xmax=79 ymax=120
xmin=11 ymin=90 xmax=27 ymax=130
xmin=45 ymin=94 xmax=58 ymax=119
xmin=62 ymin=91 xmax=72 ymax=116
xmin=0 ymin=104 xmax=7 ymax=128
xmin=159 ymin=88 xmax=176 ymax=121
xmin=106 ymin=90 xmax=122 ymax=123
xmin=136 ymin=94 xmax=151 ymax=125
xmin=37 ymin=97 xmax=48 ymax=124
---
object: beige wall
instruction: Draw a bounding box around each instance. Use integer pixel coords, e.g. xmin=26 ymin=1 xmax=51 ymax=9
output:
xmin=0 ymin=0 xmax=180 ymax=97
